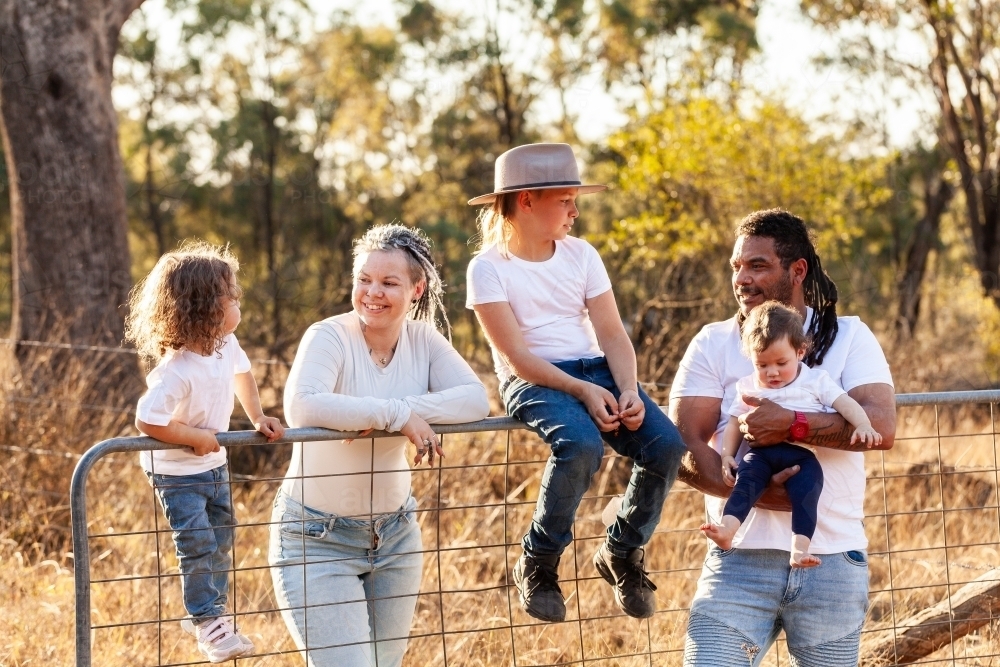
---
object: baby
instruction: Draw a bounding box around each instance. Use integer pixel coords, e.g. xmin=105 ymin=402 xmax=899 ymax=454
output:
xmin=700 ymin=301 xmax=881 ymax=567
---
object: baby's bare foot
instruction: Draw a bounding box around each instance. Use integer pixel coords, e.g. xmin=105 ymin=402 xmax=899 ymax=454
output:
xmin=700 ymin=518 xmax=739 ymax=550
xmin=790 ymin=552 xmax=822 ymax=568
xmin=789 ymin=534 xmax=821 ymax=568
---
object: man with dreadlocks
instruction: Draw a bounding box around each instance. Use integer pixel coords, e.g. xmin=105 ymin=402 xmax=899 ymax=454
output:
xmin=668 ymin=209 xmax=896 ymax=666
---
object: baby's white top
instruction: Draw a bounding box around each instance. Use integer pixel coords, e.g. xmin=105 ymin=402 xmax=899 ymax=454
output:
xmin=282 ymin=311 xmax=490 ymax=517
xmin=136 ymin=333 xmax=251 ymax=476
xmin=727 ymin=364 xmax=846 ymax=418
xmin=466 ymin=236 xmax=612 ymax=382
xmin=670 ymin=308 xmax=893 ymax=553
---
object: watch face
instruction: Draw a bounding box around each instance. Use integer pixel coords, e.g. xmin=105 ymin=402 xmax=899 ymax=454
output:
xmin=790 ymin=423 xmax=808 ymax=440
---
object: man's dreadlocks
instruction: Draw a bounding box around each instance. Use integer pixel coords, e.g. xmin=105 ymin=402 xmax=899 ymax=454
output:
xmin=735 ymin=209 xmax=839 ymax=366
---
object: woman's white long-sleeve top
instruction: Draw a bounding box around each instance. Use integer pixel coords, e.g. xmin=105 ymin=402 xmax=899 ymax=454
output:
xmin=282 ymin=311 xmax=491 ymax=516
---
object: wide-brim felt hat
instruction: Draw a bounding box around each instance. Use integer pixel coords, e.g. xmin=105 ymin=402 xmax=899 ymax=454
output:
xmin=467 ymin=143 xmax=608 ymax=206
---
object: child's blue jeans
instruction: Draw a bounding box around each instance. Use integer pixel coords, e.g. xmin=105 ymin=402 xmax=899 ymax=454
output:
xmin=148 ymin=464 xmax=234 ymax=620
xmin=724 ymin=443 xmax=824 ymax=539
xmin=501 ymin=356 xmax=686 ymax=559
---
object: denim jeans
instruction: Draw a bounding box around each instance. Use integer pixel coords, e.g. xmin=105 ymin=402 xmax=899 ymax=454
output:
xmin=502 ymin=356 xmax=686 ymax=558
xmin=684 ymin=547 xmax=870 ymax=667
xmin=148 ymin=465 xmax=234 ymax=620
xmin=268 ymin=490 xmax=423 ymax=667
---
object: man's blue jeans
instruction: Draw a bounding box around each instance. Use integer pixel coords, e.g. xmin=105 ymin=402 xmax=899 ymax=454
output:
xmin=148 ymin=465 xmax=234 ymax=620
xmin=684 ymin=546 xmax=870 ymax=666
xmin=502 ymin=356 xmax=686 ymax=559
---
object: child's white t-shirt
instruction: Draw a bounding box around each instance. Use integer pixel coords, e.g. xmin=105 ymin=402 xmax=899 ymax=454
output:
xmin=670 ymin=309 xmax=893 ymax=553
xmin=728 ymin=365 xmax=847 ymax=453
xmin=728 ymin=364 xmax=846 ymax=418
xmin=465 ymin=236 xmax=612 ymax=382
xmin=136 ymin=333 xmax=252 ymax=476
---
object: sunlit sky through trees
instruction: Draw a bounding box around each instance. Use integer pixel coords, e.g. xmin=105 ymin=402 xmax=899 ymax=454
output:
xmin=118 ymin=0 xmax=936 ymax=152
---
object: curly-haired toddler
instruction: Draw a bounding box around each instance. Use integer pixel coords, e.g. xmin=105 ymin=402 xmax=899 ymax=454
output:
xmin=126 ymin=242 xmax=284 ymax=663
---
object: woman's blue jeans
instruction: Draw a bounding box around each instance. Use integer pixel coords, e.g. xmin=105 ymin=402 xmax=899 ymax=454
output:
xmin=148 ymin=465 xmax=234 ymax=620
xmin=268 ymin=490 xmax=423 ymax=667
xmin=502 ymin=356 xmax=686 ymax=559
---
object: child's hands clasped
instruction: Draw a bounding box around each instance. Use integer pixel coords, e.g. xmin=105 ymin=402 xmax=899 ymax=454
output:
xmin=576 ymin=382 xmax=621 ymax=433
xmin=850 ymin=424 xmax=882 ymax=448
xmin=721 ymin=455 xmax=738 ymax=487
xmin=617 ymin=389 xmax=645 ymax=431
xmin=254 ymin=415 xmax=285 ymax=442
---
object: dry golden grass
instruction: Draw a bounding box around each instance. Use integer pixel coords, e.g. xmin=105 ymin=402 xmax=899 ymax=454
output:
xmin=3 ymin=360 xmax=1000 ymax=665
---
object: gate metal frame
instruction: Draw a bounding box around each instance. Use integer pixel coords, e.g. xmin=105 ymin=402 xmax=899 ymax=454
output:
xmin=70 ymin=390 xmax=1000 ymax=666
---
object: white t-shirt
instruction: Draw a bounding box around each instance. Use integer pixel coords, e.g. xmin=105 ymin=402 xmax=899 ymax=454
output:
xmin=282 ymin=312 xmax=491 ymax=517
xmin=728 ymin=366 xmax=847 ymax=454
xmin=466 ymin=236 xmax=612 ymax=382
xmin=670 ymin=309 xmax=893 ymax=553
xmin=136 ymin=333 xmax=252 ymax=476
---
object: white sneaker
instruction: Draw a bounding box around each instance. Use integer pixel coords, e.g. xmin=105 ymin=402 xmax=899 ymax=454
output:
xmin=181 ymin=616 xmax=254 ymax=663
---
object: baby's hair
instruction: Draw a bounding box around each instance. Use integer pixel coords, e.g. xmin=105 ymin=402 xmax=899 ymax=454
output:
xmin=473 ymin=190 xmax=541 ymax=257
xmin=353 ymin=224 xmax=452 ymax=339
xmin=740 ymin=301 xmax=811 ymax=359
xmin=125 ymin=241 xmax=242 ymax=363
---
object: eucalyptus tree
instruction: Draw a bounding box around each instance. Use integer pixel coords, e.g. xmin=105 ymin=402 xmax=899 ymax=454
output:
xmin=0 ymin=0 xmax=145 ymax=382
xmin=803 ymin=0 xmax=1000 ymax=313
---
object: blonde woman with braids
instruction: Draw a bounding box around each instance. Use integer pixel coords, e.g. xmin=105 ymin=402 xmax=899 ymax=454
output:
xmin=269 ymin=224 xmax=489 ymax=667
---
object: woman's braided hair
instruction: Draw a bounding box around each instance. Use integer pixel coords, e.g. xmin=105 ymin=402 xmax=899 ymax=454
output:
xmin=735 ymin=209 xmax=839 ymax=366
xmin=353 ymin=223 xmax=452 ymax=339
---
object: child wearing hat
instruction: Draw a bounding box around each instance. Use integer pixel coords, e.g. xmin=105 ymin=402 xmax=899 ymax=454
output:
xmin=466 ymin=143 xmax=687 ymax=621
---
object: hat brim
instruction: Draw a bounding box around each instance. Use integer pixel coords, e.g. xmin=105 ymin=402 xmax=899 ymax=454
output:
xmin=467 ymin=184 xmax=608 ymax=206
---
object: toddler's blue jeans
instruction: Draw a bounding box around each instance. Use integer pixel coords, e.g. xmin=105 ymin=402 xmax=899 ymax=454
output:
xmin=501 ymin=356 xmax=686 ymax=559
xmin=148 ymin=464 xmax=234 ymax=620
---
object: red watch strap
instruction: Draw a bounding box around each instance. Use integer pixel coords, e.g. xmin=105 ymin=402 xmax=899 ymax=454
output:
xmin=789 ymin=411 xmax=809 ymax=441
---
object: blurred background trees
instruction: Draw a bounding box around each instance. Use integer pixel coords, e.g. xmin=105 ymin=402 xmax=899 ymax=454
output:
xmin=2 ymin=0 xmax=998 ymax=406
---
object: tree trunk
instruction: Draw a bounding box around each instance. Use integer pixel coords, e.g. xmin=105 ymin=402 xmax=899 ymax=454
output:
xmin=0 ymin=0 xmax=143 ymax=388
xmin=896 ymin=173 xmax=953 ymax=340
xmin=862 ymin=568 xmax=1000 ymax=665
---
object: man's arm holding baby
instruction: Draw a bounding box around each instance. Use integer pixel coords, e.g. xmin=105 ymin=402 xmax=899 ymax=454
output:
xmin=739 ymin=382 xmax=896 ymax=452
xmin=670 ymin=396 xmax=798 ymax=510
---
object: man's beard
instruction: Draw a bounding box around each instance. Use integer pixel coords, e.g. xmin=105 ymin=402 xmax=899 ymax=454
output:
xmin=735 ymin=271 xmax=795 ymax=316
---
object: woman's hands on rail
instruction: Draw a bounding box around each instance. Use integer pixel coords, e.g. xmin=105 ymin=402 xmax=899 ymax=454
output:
xmin=400 ymin=412 xmax=443 ymax=467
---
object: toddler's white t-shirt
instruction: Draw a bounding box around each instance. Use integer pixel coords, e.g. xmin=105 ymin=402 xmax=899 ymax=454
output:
xmin=728 ymin=365 xmax=847 ymax=453
xmin=136 ymin=333 xmax=252 ymax=476
xmin=466 ymin=236 xmax=612 ymax=382
xmin=728 ymin=364 xmax=846 ymax=417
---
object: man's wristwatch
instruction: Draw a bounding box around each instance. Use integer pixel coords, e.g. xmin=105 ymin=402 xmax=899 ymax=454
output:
xmin=789 ymin=411 xmax=809 ymax=441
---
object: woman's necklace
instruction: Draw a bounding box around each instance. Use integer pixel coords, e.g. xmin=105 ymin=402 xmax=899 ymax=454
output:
xmin=361 ymin=322 xmax=398 ymax=367
xmin=368 ymin=344 xmax=397 ymax=367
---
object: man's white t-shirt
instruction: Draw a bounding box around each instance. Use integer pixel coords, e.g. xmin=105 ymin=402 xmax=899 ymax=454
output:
xmin=136 ymin=333 xmax=252 ymax=476
xmin=466 ymin=236 xmax=612 ymax=382
xmin=670 ymin=309 xmax=893 ymax=553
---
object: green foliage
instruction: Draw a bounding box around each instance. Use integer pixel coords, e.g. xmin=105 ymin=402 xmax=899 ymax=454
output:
xmin=586 ymin=94 xmax=893 ymax=387
xmin=601 ymin=96 xmax=891 ymax=276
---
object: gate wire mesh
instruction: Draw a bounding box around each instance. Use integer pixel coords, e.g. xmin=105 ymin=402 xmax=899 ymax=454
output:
xmin=71 ymin=391 xmax=1000 ymax=667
